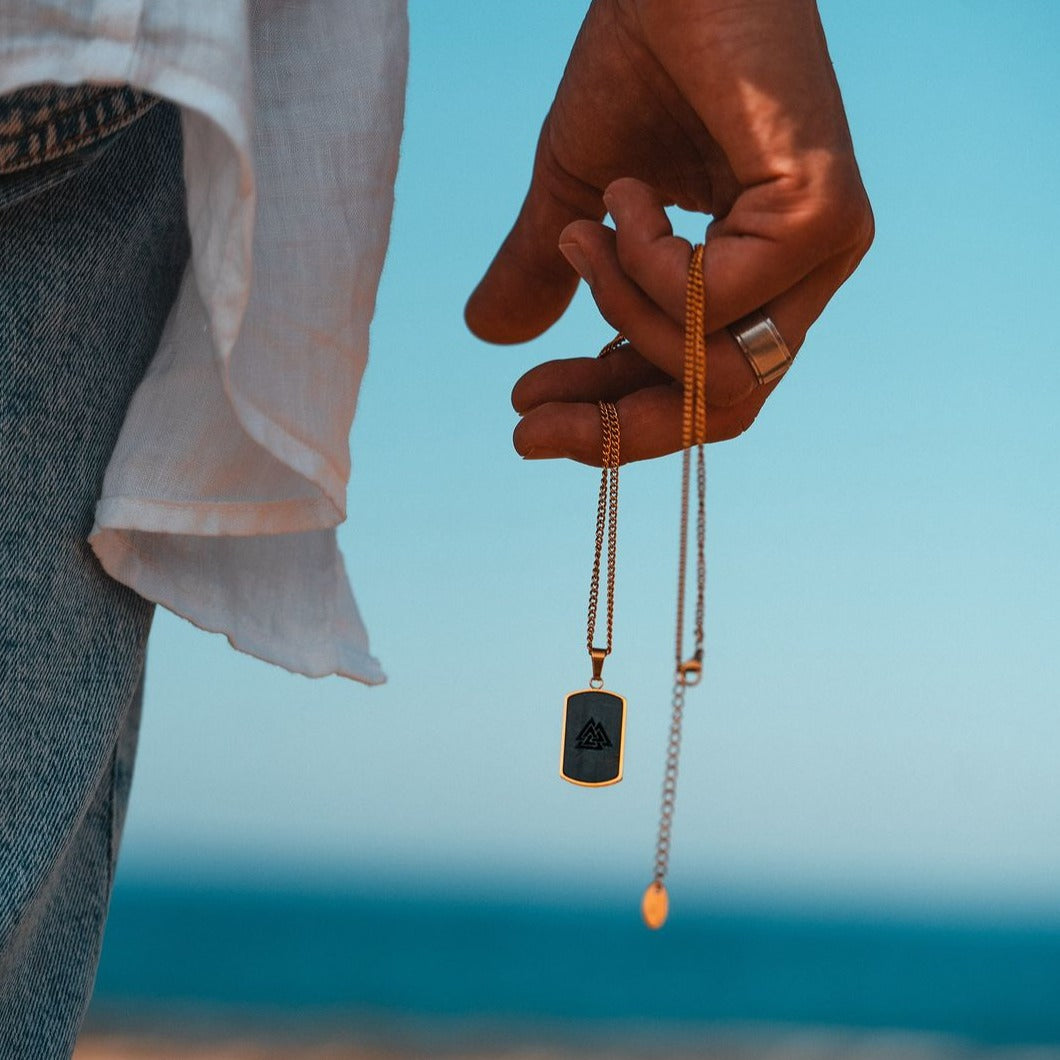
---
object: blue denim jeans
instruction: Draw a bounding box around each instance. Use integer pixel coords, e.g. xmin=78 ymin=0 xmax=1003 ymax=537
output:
xmin=0 ymin=85 xmax=189 ymax=1057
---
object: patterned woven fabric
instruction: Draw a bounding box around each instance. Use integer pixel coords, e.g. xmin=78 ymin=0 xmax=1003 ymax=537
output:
xmin=0 ymin=83 xmax=157 ymax=174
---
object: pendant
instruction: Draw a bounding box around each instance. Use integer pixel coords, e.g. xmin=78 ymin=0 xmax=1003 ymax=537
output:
xmin=560 ymin=686 xmax=626 ymax=787
xmin=641 ymin=881 xmax=669 ymax=929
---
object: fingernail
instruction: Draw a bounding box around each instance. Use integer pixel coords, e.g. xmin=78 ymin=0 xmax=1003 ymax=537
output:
xmin=559 ymin=242 xmax=593 ymax=285
xmin=602 ymin=186 xmax=623 ymax=221
xmin=521 ymin=447 xmax=564 ymax=460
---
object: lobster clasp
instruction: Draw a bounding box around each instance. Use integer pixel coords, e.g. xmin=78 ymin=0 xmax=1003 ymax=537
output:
xmin=678 ymin=651 xmax=703 ymax=687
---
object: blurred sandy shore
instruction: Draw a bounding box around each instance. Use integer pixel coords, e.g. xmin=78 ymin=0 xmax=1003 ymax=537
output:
xmin=75 ymin=1041 xmax=392 ymax=1060
xmin=73 ymin=1032 xmax=1060 ymax=1060
xmin=76 ymin=1039 xmax=449 ymax=1060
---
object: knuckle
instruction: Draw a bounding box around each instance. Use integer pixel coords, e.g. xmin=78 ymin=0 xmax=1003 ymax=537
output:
xmin=535 ymin=134 xmax=604 ymax=218
xmin=614 ymin=226 xmax=651 ymax=276
xmin=586 ymin=268 xmax=623 ymax=320
xmin=802 ymin=179 xmax=875 ymax=259
xmin=584 ymin=266 xmax=608 ymax=304
xmin=719 ymin=405 xmax=760 ymax=442
xmin=825 ymin=189 xmax=875 ymax=258
xmin=767 ymin=163 xmax=874 ymax=261
xmin=732 ymin=407 xmax=759 ymax=438
xmin=711 ymin=379 xmax=755 ymax=409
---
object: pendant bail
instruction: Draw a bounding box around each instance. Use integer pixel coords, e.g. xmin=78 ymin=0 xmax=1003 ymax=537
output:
xmin=589 ymin=647 xmax=608 ymax=689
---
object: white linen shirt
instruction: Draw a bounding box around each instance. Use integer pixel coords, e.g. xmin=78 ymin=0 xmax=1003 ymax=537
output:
xmin=0 ymin=0 xmax=410 ymax=683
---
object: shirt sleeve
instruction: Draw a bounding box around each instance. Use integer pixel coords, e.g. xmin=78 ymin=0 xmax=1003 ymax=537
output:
xmin=0 ymin=0 xmax=408 ymax=681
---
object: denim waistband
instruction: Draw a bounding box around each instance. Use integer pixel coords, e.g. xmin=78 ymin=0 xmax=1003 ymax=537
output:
xmin=0 ymin=83 xmax=158 ymax=176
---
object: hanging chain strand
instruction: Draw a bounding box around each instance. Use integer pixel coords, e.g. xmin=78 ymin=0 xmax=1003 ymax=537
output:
xmin=645 ymin=245 xmax=707 ymax=923
xmin=586 ymin=393 xmax=620 ymax=678
xmin=605 ymin=408 xmax=619 ymax=654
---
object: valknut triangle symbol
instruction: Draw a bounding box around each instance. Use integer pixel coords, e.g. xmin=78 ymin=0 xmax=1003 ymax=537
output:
xmin=574 ymin=717 xmax=612 ymax=750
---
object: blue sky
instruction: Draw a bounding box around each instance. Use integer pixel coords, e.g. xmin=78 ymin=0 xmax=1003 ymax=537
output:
xmin=120 ymin=0 xmax=1060 ymax=914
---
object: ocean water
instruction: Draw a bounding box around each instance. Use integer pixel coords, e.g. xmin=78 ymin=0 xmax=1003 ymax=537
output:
xmin=87 ymin=879 xmax=1060 ymax=1049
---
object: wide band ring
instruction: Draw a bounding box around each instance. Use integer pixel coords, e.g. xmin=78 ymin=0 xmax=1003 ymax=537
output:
xmin=728 ymin=310 xmax=793 ymax=386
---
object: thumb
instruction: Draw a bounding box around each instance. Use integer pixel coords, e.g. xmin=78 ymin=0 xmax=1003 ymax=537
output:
xmin=465 ymin=138 xmax=604 ymax=345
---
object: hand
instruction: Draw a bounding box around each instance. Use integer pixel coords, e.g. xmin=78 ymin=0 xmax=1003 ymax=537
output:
xmin=465 ymin=0 xmax=874 ymax=464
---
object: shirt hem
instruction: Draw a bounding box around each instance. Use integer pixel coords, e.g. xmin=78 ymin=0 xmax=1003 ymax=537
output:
xmin=90 ymin=525 xmax=387 ymax=685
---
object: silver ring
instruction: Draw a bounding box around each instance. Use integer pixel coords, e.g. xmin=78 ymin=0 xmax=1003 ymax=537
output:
xmin=728 ymin=310 xmax=793 ymax=385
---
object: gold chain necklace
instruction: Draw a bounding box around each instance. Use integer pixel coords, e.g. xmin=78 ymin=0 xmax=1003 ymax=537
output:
xmin=560 ymin=385 xmax=625 ymax=788
xmin=560 ymin=245 xmax=708 ymax=931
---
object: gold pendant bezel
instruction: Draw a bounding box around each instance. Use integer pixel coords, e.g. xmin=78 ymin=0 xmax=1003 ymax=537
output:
xmin=559 ymin=686 xmax=627 ymax=788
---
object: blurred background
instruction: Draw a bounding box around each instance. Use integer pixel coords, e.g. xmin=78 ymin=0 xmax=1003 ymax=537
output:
xmin=79 ymin=0 xmax=1060 ymax=1057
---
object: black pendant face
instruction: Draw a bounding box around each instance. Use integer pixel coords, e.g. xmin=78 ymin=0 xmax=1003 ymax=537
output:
xmin=560 ymin=689 xmax=626 ymax=787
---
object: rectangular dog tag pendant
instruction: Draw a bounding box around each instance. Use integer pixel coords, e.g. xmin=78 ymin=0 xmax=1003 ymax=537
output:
xmin=560 ymin=688 xmax=626 ymax=787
